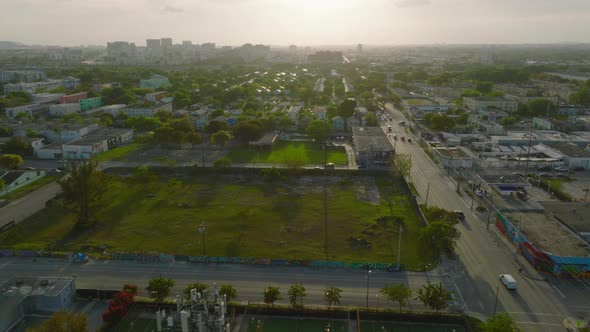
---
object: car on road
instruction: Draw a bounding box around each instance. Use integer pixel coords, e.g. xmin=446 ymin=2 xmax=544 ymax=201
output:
xmin=455 ymin=210 xmax=466 ymax=221
xmin=512 ymin=172 xmax=524 ymax=178
xmin=537 ymin=165 xmax=552 ymax=171
xmin=387 ymin=125 xmax=392 ymax=132
xmin=23 ymin=167 xmax=35 ymax=170
xmin=407 ymin=138 xmax=412 ymax=143
xmin=499 ymin=274 xmax=518 ymax=290
xmin=398 ymin=121 xmax=406 ymax=126
xmin=393 ymin=134 xmax=398 ymax=140
xmin=401 ymin=137 xmax=405 ymax=142
xmin=314 ymin=166 xmax=322 ymax=170
xmin=326 ymin=163 xmax=335 ymax=169
xmin=554 ymin=166 xmax=569 ymax=172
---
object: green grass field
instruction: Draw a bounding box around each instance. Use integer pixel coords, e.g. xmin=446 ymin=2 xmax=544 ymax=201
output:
xmin=0 ymin=173 xmax=434 ymax=266
xmin=246 ymin=317 xmax=348 ymax=332
xmin=227 ymin=142 xmax=348 ymax=166
xmin=92 ymin=143 xmax=145 ymax=161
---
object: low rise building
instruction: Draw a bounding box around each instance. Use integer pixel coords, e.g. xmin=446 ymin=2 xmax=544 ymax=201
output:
xmin=0 ymin=170 xmax=47 ymax=195
xmin=351 ymin=126 xmax=395 ymax=168
xmin=0 ymin=70 xmax=46 ymax=83
xmin=139 ymin=74 xmax=170 ymax=89
xmin=479 ymin=107 xmax=509 ymax=123
xmin=118 ymin=102 xmax=173 ymax=117
xmin=3 ymin=77 xmax=80 ymax=94
xmin=36 ymin=128 xmax=134 ymax=160
xmin=79 ymin=97 xmax=102 ymax=111
xmin=549 ymin=143 xmax=590 ymax=170
xmin=59 ymin=92 xmax=88 ymax=104
xmin=410 ymin=104 xmax=454 ymax=118
xmin=433 ymin=147 xmax=473 ymax=168
xmin=49 ymin=103 xmax=81 ymax=117
xmin=5 ymin=103 xmax=44 ymax=118
xmin=32 ymin=93 xmax=65 ymax=104
xmin=40 ymin=123 xmax=100 ymax=143
xmin=491 ymin=131 xmax=590 ymax=147
xmin=0 ymin=276 xmax=76 ymax=332
xmin=463 ymin=96 xmax=518 ymax=114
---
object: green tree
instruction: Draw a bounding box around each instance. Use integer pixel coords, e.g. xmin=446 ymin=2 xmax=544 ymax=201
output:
xmin=483 ymin=312 xmax=522 ymax=332
xmin=205 ymin=120 xmax=229 ymax=134
xmin=210 ymin=130 xmax=231 ymax=148
xmin=476 ymin=81 xmax=494 ymax=95
xmin=288 ymin=283 xmax=307 ymax=308
xmin=214 ymin=157 xmax=232 ymax=168
xmin=2 ymin=137 xmax=33 ymax=156
xmin=380 ymin=284 xmax=412 ymax=313
xmin=0 ymin=125 xmax=13 ymax=137
xmin=569 ymin=82 xmax=590 ymax=107
xmin=525 ymin=99 xmax=556 ymax=117
xmin=363 ymin=112 xmax=379 ymax=126
xmin=306 ymin=120 xmax=333 ymax=142
xmin=0 ymin=179 xmax=5 ymax=191
xmin=183 ymin=282 xmax=208 ymax=300
xmin=187 ymin=132 xmax=203 ymax=149
xmin=263 ymin=286 xmax=281 ymax=307
xmin=420 ymin=221 xmax=460 ymax=254
xmin=324 ymin=286 xmax=342 ymax=309
xmin=146 ymin=277 xmax=176 ymax=305
xmin=415 ymin=282 xmax=453 ymax=313
xmin=28 ymin=310 xmax=88 ymax=332
xmin=219 ymin=284 xmax=238 ymax=302
xmin=338 ymin=99 xmax=357 ymax=118
xmin=0 ymin=154 xmax=24 ymax=169
xmin=391 ymin=153 xmax=412 ymax=179
xmin=233 ymin=120 xmax=263 ymax=144
xmin=57 ymin=161 xmax=107 ymax=227
xmin=154 ymin=126 xmax=175 ymax=147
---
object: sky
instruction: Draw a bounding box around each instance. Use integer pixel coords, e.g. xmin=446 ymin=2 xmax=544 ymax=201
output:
xmin=1 ymin=0 xmax=590 ymax=46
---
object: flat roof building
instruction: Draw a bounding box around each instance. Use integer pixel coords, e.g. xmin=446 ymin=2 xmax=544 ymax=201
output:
xmin=351 ymin=126 xmax=395 ymax=168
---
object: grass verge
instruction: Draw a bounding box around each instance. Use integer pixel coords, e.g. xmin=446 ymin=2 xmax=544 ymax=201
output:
xmin=93 ymin=143 xmax=144 ymax=162
xmin=227 ymin=141 xmax=348 ymax=166
xmin=0 ymin=175 xmax=58 ymax=200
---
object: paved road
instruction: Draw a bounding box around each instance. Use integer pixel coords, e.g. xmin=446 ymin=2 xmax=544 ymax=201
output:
xmin=384 ymin=103 xmax=589 ymax=331
xmin=0 ymin=257 xmax=457 ymax=312
xmin=0 ymin=181 xmax=61 ymax=228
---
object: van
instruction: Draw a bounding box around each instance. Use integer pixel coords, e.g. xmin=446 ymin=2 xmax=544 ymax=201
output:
xmin=499 ymin=274 xmax=517 ymax=290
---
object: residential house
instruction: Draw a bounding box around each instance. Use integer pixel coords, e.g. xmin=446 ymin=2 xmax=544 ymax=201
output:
xmin=5 ymin=103 xmax=44 ymax=118
xmin=331 ymin=116 xmax=345 ymax=132
xmin=351 ymin=126 xmax=395 ymax=168
xmin=347 ymin=116 xmax=361 ymax=130
xmin=311 ymin=106 xmax=327 ymax=120
xmin=119 ymin=102 xmax=173 ymax=117
xmin=32 ymin=93 xmax=65 ymax=104
xmin=0 ymin=170 xmax=47 ymax=195
xmin=195 ymin=117 xmax=209 ymax=131
xmin=558 ymin=105 xmax=585 ymax=116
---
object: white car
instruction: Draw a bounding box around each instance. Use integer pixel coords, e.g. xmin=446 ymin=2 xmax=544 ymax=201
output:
xmin=554 ymin=166 xmax=569 ymax=172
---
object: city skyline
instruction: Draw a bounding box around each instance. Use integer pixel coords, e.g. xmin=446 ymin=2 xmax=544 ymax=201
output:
xmin=1 ymin=0 xmax=590 ymax=46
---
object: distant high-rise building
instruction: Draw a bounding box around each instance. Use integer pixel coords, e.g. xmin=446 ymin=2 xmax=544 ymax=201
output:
xmin=106 ymin=41 xmax=136 ymax=63
xmin=357 ymin=43 xmax=363 ymax=53
xmin=182 ymin=40 xmax=192 ymax=47
xmin=161 ymin=38 xmax=173 ymax=48
xmin=289 ymin=45 xmax=297 ymax=53
xmin=146 ymin=39 xmax=162 ymax=57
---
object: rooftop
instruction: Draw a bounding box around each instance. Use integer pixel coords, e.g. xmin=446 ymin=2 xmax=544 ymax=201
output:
xmin=433 ymin=147 xmax=470 ymax=159
xmin=352 ymin=126 xmax=393 ymax=152
xmin=502 ymin=211 xmax=590 ymax=257
xmin=541 ymin=202 xmax=590 ymax=234
xmin=549 ymin=143 xmax=590 ymax=158
xmin=0 ymin=276 xmax=74 ymax=301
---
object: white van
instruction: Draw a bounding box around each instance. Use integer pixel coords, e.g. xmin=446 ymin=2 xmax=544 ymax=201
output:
xmin=499 ymin=274 xmax=517 ymax=290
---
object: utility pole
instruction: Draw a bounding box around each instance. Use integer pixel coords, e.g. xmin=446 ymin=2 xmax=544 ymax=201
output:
xmin=523 ymin=118 xmax=534 ymax=176
xmin=365 ymin=270 xmax=372 ymax=308
xmin=470 ymin=182 xmax=475 ymax=210
xmin=492 ymin=284 xmax=500 ymax=316
xmin=583 ymin=189 xmax=589 ymax=203
xmin=202 ymin=150 xmax=205 ymax=168
xmin=486 ymin=194 xmax=494 ymax=230
xmin=396 ymin=224 xmax=403 ymax=269
xmin=425 ymin=182 xmax=431 ymax=207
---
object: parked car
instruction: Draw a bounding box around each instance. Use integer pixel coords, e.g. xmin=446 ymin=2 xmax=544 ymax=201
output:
xmin=326 ymin=163 xmax=335 ymax=169
xmin=554 ymin=166 xmax=569 ymax=172
xmin=537 ymin=165 xmax=552 ymax=171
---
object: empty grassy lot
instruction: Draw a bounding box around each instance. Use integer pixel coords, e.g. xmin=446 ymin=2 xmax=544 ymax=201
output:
xmin=227 ymin=141 xmax=348 ymax=166
xmin=0 ymin=172 xmax=434 ymax=267
xmin=92 ymin=143 xmax=145 ymax=161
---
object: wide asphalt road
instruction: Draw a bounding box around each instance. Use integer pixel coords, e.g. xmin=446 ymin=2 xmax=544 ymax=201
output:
xmin=0 ymin=257 xmax=457 ymax=312
xmin=384 ymin=103 xmax=589 ymax=331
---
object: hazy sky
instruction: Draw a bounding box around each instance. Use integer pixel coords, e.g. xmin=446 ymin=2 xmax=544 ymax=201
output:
xmin=2 ymin=0 xmax=590 ymax=46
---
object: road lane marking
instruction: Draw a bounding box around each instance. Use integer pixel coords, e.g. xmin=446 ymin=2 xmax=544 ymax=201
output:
xmin=550 ymin=285 xmax=566 ymax=298
xmin=515 ymin=322 xmax=562 ymax=326
xmin=0 ymin=262 xmax=10 ymax=271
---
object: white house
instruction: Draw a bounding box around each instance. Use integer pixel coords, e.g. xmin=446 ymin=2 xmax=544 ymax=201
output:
xmin=5 ymin=103 xmax=44 ymax=118
xmin=40 ymin=123 xmax=100 ymax=143
xmin=36 ymin=128 xmax=134 ymax=160
xmin=0 ymin=170 xmax=47 ymax=195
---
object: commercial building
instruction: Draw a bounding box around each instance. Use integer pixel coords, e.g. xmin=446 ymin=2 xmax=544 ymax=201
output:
xmin=351 ymin=126 xmax=395 ymax=168
xmin=433 ymin=147 xmax=473 ymax=168
xmin=40 ymin=123 xmax=100 ymax=143
xmin=79 ymin=97 xmax=102 ymax=111
xmin=0 ymin=276 xmax=76 ymax=332
xmin=139 ymin=74 xmax=170 ymax=89
xmin=32 ymin=93 xmax=65 ymax=104
xmin=49 ymin=103 xmax=81 ymax=117
xmin=59 ymin=92 xmax=88 ymax=104
xmin=490 ymin=131 xmax=590 ymax=146
xmin=549 ymin=143 xmax=590 ymax=170
xmin=463 ymin=96 xmax=518 ymax=114
xmin=410 ymin=104 xmax=454 ymax=118
xmin=36 ymin=128 xmax=134 ymax=160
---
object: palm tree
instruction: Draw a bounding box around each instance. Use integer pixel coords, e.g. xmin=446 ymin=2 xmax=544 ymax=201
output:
xmin=324 ymin=286 xmax=342 ymax=309
xmin=287 ymin=284 xmax=307 ymax=308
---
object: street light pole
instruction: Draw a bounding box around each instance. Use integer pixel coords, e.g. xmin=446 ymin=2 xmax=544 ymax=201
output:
xmin=583 ymin=189 xmax=589 ymax=203
xmin=365 ymin=269 xmax=372 ymax=308
xmin=425 ymin=182 xmax=430 ymax=208
xmin=492 ymin=284 xmax=500 ymax=316
xmin=198 ymin=222 xmax=207 ymax=257
xmin=396 ymin=224 xmax=403 ymax=269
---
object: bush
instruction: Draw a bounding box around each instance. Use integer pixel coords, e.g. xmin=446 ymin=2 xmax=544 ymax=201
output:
xmin=214 ymin=157 xmax=232 ymax=168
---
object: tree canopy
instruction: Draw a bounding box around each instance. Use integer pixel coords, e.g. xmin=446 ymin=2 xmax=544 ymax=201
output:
xmin=324 ymin=286 xmax=343 ymax=309
xmin=146 ymin=277 xmax=176 ymax=304
xmin=263 ymin=286 xmax=281 ymax=307
xmin=0 ymin=154 xmax=24 ymax=170
xmin=415 ymin=282 xmax=453 ymax=313
xmin=380 ymin=284 xmax=412 ymax=313
xmin=483 ymin=313 xmax=522 ymax=332
xmin=306 ymin=120 xmax=333 ymax=142
xmin=30 ymin=310 xmax=88 ymax=332
xmin=233 ymin=120 xmax=263 ymax=143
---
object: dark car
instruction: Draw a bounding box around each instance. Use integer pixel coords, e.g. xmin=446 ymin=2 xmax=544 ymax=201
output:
xmin=455 ymin=210 xmax=466 ymax=221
